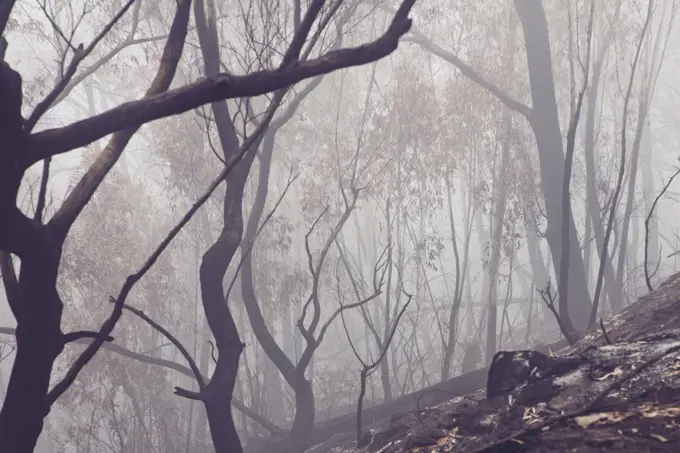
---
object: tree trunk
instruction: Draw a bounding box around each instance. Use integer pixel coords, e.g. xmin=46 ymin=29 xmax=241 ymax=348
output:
xmin=640 ymin=118 xmax=658 ymax=280
xmin=485 ymin=131 xmax=511 ymax=364
xmin=485 ymin=10 xmax=516 ymax=363
xmin=193 ymin=318 xmax=214 ymax=453
xmin=515 ymin=0 xmax=593 ymax=332
xmin=263 ymin=320 xmax=287 ymax=427
xmin=379 ymin=196 xmax=394 ymax=402
xmin=239 ymin=131 xmax=317 ymax=451
xmin=615 ymin=101 xmax=647 ymax=301
xmin=524 ymin=214 xmax=558 ymax=334
xmin=289 ymin=374 xmax=315 ymax=452
xmin=0 ymin=61 xmax=65 ymax=453
xmin=440 ymin=174 xmax=466 ymax=379
xmin=583 ymin=58 xmax=623 ymax=311
xmin=199 ymin=181 xmax=250 ymax=453
xmin=0 ymin=247 xmax=64 ymax=453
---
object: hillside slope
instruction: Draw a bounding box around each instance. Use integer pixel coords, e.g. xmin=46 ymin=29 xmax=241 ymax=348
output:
xmin=323 ymin=274 xmax=680 ymax=453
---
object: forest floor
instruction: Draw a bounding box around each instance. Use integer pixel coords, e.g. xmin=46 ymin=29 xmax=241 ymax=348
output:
xmin=315 ymin=273 xmax=680 ymax=453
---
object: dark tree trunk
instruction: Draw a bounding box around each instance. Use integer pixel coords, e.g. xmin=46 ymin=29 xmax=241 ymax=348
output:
xmin=0 ymin=251 xmax=64 ymax=453
xmin=196 ymin=135 xmax=257 ymax=452
xmin=640 ymin=118 xmax=658 ymax=275
xmin=240 ymin=129 xmax=322 ymax=451
xmin=288 ymin=374 xmax=315 ymax=452
xmin=192 ymin=0 xmax=263 ymax=449
xmin=0 ymin=61 xmax=65 ymax=453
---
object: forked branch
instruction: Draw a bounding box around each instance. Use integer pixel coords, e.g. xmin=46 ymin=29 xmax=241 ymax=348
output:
xmin=25 ymin=0 xmax=417 ymax=165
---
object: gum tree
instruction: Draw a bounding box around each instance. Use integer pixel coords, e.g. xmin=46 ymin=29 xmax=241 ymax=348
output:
xmin=0 ymin=0 xmax=417 ymax=451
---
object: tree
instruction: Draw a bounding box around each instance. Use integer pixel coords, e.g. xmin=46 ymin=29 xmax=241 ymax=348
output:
xmin=612 ymin=0 xmax=677 ymax=297
xmin=0 ymin=0 xmax=417 ymax=451
xmin=409 ymin=0 xmax=595 ymax=332
xmin=590 ymin=0 xmax=656 ymax=328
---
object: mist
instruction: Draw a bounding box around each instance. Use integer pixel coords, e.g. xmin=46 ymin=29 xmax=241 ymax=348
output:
xmin=1 ymin=0 xmax=679 ymax=452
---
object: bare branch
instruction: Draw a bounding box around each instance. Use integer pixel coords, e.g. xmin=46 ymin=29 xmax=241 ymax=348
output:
xmin=398 ymin=23 xmax=531 ymax=118
xmin=644 ymin=160 xmax=680 ymax=291
xmin=537 ymin=283 xmax=581 ymax=345
xmin=61 ymin=330 xmax=113 ymax=345
xmin=34 ymin=155 xmax=51 ymax=223
xmin=225 ymin=169 xmax=299 ymax=301
xmin=0 ymin=326 xmax=281 ymax=434
xmin=26 ymin=0 xmax=138 ymax=130
xmin=46 ymin=0 xmax=191 ymax=243
xmin=299 ymin=204 xmax=331 ymax=329
xmin=174 ymin=387 xmax=203 ymax=400
xmin=317 ymin=285 xmax=383 ymax=346
xmin=340 ymin=273 xmax=413 ymax=442
xmin=52 ymin=35 xmax=167 ymax=108
xmin=25 ymin=0 xmax=416 ymax=165
xmin=37 ymin=0 xmax=77 ymax=54
xmin=410 ymin=40 xmax=530 ymax=118
xmin=120 ymin=302 xmax=206 ymax=389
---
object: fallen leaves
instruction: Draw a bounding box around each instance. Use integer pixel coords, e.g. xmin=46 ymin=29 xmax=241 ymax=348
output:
xmin=574 ymin=411 xmax=630 ymax=429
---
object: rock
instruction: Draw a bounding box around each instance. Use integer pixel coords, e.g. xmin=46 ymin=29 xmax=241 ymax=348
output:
xmin=485 ymin=350 xmax=582 ymax=399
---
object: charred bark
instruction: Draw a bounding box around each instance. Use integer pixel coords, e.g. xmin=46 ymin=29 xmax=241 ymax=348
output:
xmin=0 ymin=59 xmax=66 ymax=453
xmin=0 ymin=246 xmax=64 ymax=453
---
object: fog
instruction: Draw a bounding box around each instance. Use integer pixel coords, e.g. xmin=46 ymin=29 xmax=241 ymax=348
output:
xmin=1 ymin=0 xmax=679 ymax=452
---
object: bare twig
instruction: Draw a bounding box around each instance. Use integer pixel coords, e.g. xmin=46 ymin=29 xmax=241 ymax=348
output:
xmin=37 ymin=0 xmax=78 ymax=53
xmin=537 ymin=283 xmax=581 ymax=345
xmin=224 ymin=169 xmax=299 ymax=301
xmin=340 ymin=262 xmax=413 ymax=442
xmin=61 ymin=330 xmax=113 ymax=345
xmin=208 ymin=340 xmax=218 ymax=364
xmin=0 ymin=343 xmax=15 ymax=365
xmin=598 ymin=318 xmax=611 ymax=345
xmin=26 ymin=0 xmax=138 ymax=130
xmin=119 ymin=302 xmax=206 ymax=390
xmin=644 ymin=160 xmax=680 ymax=291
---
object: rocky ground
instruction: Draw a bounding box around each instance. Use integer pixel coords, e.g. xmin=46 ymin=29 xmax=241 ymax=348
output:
xmin=313 ymin=273 xmax=680 ymax=453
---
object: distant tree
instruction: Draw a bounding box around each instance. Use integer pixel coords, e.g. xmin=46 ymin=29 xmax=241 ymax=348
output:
xmin=411 ymin=0 xmax=595 ymax=332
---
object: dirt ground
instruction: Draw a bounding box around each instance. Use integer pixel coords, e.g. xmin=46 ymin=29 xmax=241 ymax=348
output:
xmin=319 ymin=274 xmax=680 ymax=453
